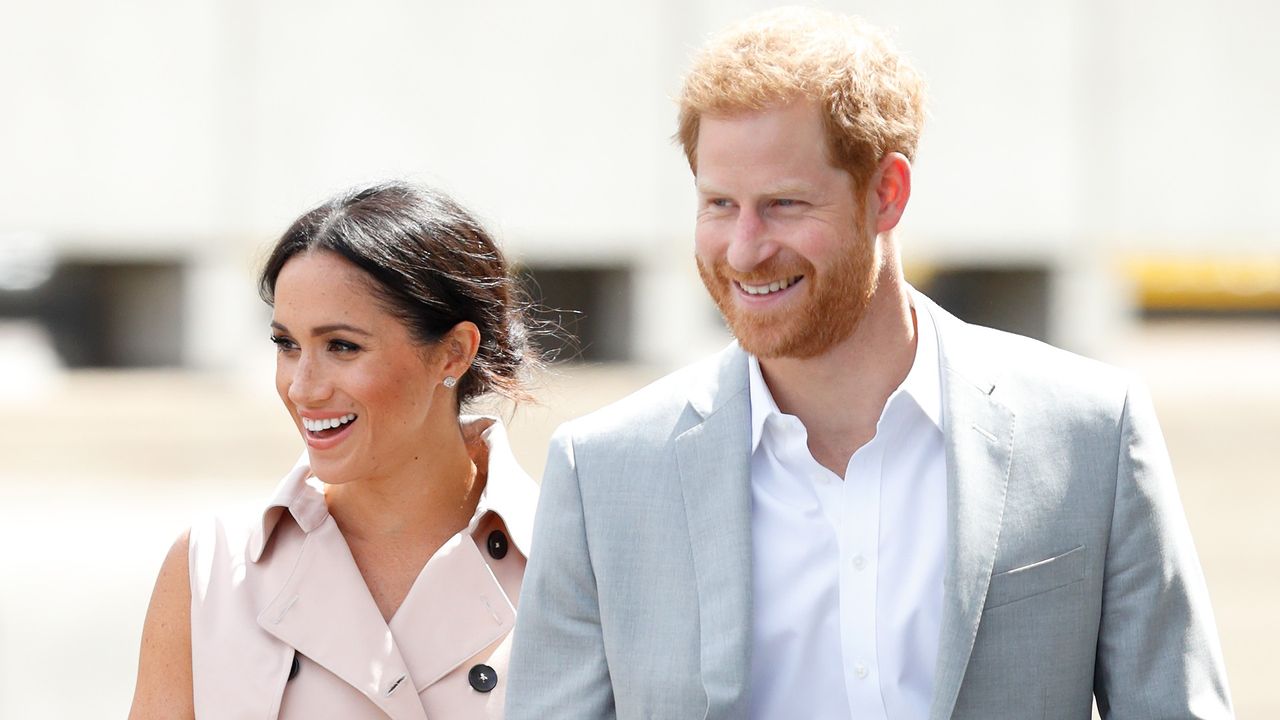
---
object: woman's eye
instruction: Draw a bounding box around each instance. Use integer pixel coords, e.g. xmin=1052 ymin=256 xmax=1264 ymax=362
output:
xmin=328 ymin=339 xmax=361 ymax=353
xmin=269 ymin=334 xmax=297 ymax=352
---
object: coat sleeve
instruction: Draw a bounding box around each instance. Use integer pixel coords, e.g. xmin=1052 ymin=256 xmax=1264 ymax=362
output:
xmin=505 ymin=426 xmax=617 ymax=719
xmin=1093 ymin=379 xmax=1234 ymax=718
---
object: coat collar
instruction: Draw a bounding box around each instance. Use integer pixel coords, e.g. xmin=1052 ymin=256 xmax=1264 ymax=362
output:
xmin=463 ymin=415 xmax=538 ymax=559
xmin=244 ymin=416 xmax=535 ymax=719
xmin=257 ymin=518 xmax=430 ymax=720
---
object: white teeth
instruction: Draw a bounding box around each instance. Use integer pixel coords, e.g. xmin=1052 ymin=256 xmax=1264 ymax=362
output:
xmin=740 ymin=276 xmax=800 ymax=295
xmin=303 ymin=413 xmax=356 ymax=433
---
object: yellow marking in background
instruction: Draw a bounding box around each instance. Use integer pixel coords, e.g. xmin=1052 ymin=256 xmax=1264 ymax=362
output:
xmin=1125 ymin=257 xmax=1280 ymax=311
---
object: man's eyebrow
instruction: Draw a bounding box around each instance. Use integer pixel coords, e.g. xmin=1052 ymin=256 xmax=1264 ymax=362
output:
xmin=695 ymin=181 xmax=813 ymax=196
xmin=269 ymin=321 xmax=372 ymax=337
xmin=695 ymin=182 xmax=726 ymax=196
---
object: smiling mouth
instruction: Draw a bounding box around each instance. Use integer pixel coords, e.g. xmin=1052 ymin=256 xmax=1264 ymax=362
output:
xmin=302 ymin=413 xmax=358 ymax=438
xmin=736 ymin=275 xmax=803 ymax=296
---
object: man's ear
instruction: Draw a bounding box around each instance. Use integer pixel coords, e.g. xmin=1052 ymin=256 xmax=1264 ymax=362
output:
xmin=871 ymin=152 xmax=912 ymax=234
xmin=440 ymin=321 xmax=481 ymax=380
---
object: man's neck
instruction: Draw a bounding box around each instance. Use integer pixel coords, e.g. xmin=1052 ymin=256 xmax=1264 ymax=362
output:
xmin=758 ymin=274 xmax=917 ymax=475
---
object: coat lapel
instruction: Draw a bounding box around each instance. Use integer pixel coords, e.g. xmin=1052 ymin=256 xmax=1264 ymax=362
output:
xmin=257 ymin=517 xmax=429 ymax=720
xmin=389 ymin=533 xmax=516 ymax=690
xmin=921 ymin=297 xmax=1016 ymax=720
xmin=674 ymin=345 xmax=754 ymax=719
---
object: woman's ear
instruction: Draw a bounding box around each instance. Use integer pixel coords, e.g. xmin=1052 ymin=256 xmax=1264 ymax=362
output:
xmin=439 ymin=321 xmax=481 ymax=383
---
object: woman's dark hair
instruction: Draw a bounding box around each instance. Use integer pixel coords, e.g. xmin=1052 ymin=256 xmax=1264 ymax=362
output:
xmin=259 ymin=180 xmax=535 ymax=407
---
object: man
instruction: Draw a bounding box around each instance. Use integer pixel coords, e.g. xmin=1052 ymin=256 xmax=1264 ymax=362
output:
xmin=507 ymin=8 xmax=1232 ymax=719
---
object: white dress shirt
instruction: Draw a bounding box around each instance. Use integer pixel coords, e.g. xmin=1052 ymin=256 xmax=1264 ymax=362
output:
xmin=748 ymin=302 xmax=947 ymax=720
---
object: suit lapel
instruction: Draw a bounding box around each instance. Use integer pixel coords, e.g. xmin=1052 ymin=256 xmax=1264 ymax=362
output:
xmin=257 ymin=518 xmax=429 ymax=720
xmin=674 ymin=311 xmax=1016 ymax=719
xmin=675 ymin=345 xmax=754 ymax=719
xmin=922 ymin=297 xmax=1015 ymax=720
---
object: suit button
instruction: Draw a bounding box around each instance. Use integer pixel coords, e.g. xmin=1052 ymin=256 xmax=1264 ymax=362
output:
xmin=487 ymin=530 xmax=509 ymax=560
xmin=469 ymin=664 xmax=498 ymax=693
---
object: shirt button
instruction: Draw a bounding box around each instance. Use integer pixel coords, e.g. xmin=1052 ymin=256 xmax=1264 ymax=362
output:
xmin=854 ymin=663 xmax=869 ymax=679
xmin=487 ymin=529 xmax=509 ymax=560
xmin=469 ymin=663 xmax=498 ymax=693
xmin=852 ymin=554 xmax=867 ymax=571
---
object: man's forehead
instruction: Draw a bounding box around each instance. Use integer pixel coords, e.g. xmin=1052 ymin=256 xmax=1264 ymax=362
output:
xmin=695 ymin=102 xmax=836 ymax=165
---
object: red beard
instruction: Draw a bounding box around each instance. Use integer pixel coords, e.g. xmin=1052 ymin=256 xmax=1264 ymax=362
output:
xmin=696 ymin=235 xmax=878 ymax=359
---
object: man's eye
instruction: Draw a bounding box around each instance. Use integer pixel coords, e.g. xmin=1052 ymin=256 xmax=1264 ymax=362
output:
xmin=774 ymin=199 xmax=799 ymax=207
xmin=709 ymin=198 xmax=732 ymax=208
xmin=269 ymin=335 xmax=297 ymax=352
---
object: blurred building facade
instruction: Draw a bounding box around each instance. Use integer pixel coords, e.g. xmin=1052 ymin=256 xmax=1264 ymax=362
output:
xmin=2 ymin=0 xmax=1278 ymax=377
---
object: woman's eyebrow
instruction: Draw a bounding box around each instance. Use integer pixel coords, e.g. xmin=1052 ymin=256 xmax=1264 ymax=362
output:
xmin=310 ymin=323 xmax=373 ymax=337
xmin=268 ymin=321 xmax=372 ymax=337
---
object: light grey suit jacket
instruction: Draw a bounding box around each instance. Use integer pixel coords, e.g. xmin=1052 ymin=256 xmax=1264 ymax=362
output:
xmin=507 ymin=295 xmax=1232 ymax=719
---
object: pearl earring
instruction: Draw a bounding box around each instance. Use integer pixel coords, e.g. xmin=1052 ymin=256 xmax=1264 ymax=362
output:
xmin=442 ymin=376 xmax=457 ymax=389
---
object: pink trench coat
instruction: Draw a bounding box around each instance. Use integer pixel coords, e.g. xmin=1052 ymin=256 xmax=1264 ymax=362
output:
xmin=188 ymin=418 xmax=537 ymax=719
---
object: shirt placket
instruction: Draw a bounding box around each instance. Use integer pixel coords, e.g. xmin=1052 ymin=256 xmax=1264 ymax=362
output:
xmin=839 ymin=432 xmax=888 ymax=719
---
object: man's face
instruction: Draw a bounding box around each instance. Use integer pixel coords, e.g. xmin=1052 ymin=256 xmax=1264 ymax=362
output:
xmin=693 ymin=100 xmax=879 ymax=359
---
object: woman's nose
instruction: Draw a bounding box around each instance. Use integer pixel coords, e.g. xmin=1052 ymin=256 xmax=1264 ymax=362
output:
xmin=286 ymin=353 xmax=332 ymax=406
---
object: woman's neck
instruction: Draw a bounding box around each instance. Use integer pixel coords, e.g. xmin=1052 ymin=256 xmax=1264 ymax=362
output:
xmin=322 ymin=418 xmax=485 ymax=546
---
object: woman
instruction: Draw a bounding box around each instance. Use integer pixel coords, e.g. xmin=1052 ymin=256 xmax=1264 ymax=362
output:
xmin=129 ymin=181 xmax=539 ymax=719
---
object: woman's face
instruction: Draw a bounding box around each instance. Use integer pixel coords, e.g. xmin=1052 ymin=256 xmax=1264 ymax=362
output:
xmin=270 ymin=251 xmax=449 ymax=485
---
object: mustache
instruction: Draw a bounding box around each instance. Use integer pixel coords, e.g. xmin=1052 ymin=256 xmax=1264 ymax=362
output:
xmin=702 ymin=255 xmax=814 ymax=285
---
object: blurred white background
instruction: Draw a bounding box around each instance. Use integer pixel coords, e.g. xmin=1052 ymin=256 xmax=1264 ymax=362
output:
xmin=1 ymin=0 xmax=1277 ymax=716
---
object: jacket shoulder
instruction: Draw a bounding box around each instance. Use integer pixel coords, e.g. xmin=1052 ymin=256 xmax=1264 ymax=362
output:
xmin=556 ymin=350 xmax=732 ymax=451
xmin=953 ymin=321 xmax=1135 ymax=425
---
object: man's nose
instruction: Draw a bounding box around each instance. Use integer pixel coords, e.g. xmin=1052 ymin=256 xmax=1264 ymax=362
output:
xmin=725 ymin=208 xmax=775 ymax=273
xmin=287 ymin=353 xmax=332 ymax=406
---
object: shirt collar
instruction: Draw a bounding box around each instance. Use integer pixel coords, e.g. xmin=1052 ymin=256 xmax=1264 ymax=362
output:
xmin=747 ymin=355 xmax=779 ymax=455
xmin=248 ymin=415 xmax=538 ymax=563
xmin=747 ymin=293 xmax=945 ymax=454
xmin=901 ymin=291 xmax=944 ymax=430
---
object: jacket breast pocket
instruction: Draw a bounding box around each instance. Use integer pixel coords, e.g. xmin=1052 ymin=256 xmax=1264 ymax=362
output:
xmin=984 ymin=545 xmax=1086 ymax=611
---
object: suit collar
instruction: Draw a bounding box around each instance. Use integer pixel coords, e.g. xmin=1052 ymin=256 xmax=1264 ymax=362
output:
xmin=681 ymin=303 xmax=1015 ymax=720
xmin=685 ymin=341 xmax=749 ymax=420
xmin=918 ymin=293 xmax=1016 ymax=720
xmin=676 ymin=343 xmax=754 ymax=718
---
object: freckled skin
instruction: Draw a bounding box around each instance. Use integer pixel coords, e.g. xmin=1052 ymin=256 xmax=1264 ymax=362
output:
xmin=270 ymin=251 xmax=447 ymax=487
